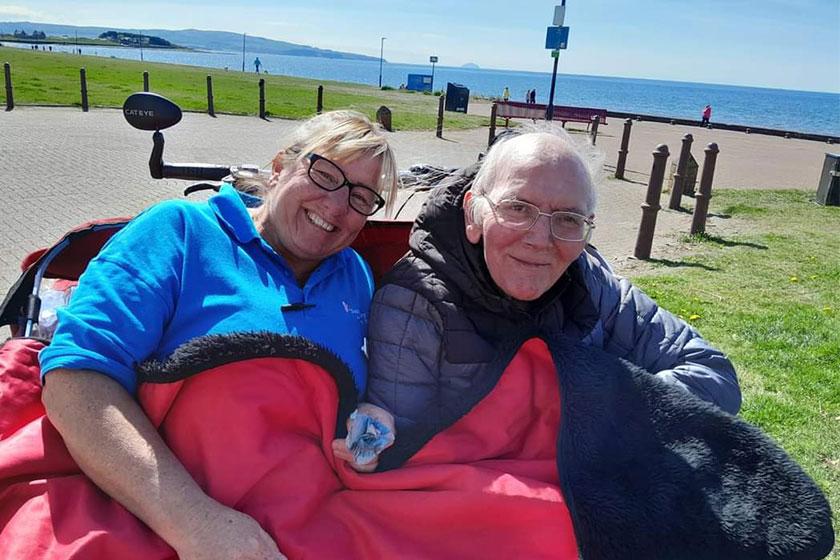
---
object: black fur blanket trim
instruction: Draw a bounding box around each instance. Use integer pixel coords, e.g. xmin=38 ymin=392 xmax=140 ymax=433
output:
xmin=548 ymin=342 xmax=835 ymax=560
xmin=135 ymin=331 xmax=359 ymax=437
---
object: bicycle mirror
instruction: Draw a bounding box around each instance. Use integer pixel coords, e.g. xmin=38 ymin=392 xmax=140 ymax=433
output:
xmin=123 ymin=92 xmax=182 ymax=131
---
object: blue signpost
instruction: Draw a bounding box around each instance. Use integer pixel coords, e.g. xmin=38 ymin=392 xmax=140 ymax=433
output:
xmin=545 ymin=2 xmax=570 ymax=121
xmin=545 ymin=26 xmax=570 ymax=50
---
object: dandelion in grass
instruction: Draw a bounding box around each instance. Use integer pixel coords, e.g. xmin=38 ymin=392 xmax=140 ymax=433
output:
xmin=789 ymin=276 xmax=799 ymax=282
xmin=689 ymin=314 xmax=701 ymax=322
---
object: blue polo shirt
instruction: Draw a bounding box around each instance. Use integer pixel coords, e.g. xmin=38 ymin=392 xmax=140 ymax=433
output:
xmin=40 ymin=185 xmax=375 ymax=394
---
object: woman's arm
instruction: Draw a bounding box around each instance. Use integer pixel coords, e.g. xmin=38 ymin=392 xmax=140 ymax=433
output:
xmin=43 ymin=369 xmax=285 ymax=560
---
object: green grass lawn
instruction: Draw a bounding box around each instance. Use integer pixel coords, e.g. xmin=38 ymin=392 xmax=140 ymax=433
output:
xmin=631 ymin=189 xmax=839 ymax=542
xmin=0 ymin=46 xmax=488 ymax=130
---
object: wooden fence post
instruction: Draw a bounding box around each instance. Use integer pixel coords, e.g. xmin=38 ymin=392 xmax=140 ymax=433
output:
xmin=690 ymin=143 xmax=719 ymax=235
xmin=143 ymin=71 xmax=149 ymax=92
xmin=589 ymin=115 xmax=601 ymax=145
xmin=206 ymin=75 xmax=215 ymax=117
xmin=79 ymin=67 xmax=89 ymax=112
xmin=259 ymin=78 xmax=265 ymax=119
xmin=488 ymin=102 xmax=498 ymax=148
xmin=634 ymin=144 xmax=670 ymax=259
xmin=615 ymin=118 xmax=633 ymax=179
xmin=668 ymin=133 xmax=694 ymax=210
xmin=316 ymin=85 xmax=323 ymax=114
xmin=3 ymin=62 xmax=13 ymax=111
xmin=436 ymin=94 xmax=445 ymax=138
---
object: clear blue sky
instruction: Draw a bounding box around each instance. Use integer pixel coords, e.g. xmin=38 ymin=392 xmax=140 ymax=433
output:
xmin=2 ymin=0 xmax=839 ymax=92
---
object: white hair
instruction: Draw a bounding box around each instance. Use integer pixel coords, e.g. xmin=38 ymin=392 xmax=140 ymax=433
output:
xmin=468 ymin=124 xmax=604 ymax=224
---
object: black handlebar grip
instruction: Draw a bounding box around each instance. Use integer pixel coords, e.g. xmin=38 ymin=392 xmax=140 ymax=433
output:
xmin=160 ymin=163 xmax=232 ymax=181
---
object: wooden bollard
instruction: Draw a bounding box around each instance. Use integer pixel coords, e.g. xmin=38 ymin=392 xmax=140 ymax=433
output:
xmin=435 ymin=94 xmax=445 ymax=139
xmin=79 ymin=67 xmax=89 ymax=112
xmin=488 ymin=102 xmax=498 ymax=148
xmin=634 ymin=144 xmax=670 ymax=260
xmin=206 ymin=75 xmax=215 ymax=117
xmin=258 ymin=78 xmax=265 ymax=119
xmin=4 ymin=62 xmax=13 ymax=111
xmin=143 ymin=71 xmax=149 ymax=92
xmin=589 ymin=115 xmax=601 ymax=145
xmin=376 ymin=106 xmax=392 ymax=132
xmin=615 ymin=118 xmax=633 ymax=179
xmin=316 ymin=85 xmax=323 ymax=114
xmin=668 ymin=133 xmax=694 ymax=210
xmin=690 ymin=143 xmax=719 ymax=235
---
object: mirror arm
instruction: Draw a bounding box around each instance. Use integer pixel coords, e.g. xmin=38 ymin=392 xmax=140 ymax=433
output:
xmin=150 ymin=131 xmax=164 ymax=179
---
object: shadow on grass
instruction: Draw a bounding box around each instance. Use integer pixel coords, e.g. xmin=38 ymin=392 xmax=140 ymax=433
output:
xmin=646 ymin=258 xmax=720 ymax=271
xmin=689 ymin=233 xmax=768 ymax=250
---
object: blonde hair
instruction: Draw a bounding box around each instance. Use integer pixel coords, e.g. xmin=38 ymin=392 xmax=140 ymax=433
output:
xmin=235 ymin=110 xmax=399 ymax=216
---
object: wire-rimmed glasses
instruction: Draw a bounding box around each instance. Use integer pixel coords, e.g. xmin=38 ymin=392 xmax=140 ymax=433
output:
xmin=480 ymin=195 xmax=595 ymax=242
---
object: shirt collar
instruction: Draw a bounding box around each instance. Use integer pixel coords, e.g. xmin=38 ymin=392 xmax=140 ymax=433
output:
xmin=208 ymin=184 xmax=262 ymax=244
xmin=208 ymin=184 xmax=346 ymax=286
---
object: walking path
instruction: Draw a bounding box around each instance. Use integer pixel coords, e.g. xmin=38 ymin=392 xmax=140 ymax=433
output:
xmin=0 ymin=105 xmax=833 ymax=311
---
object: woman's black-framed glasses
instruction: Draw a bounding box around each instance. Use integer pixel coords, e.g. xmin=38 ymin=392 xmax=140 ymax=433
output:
xmin=480 ymin=195 xmax=595 ymax=242
xmin=306 ymin=153 xmax=385 ymax=216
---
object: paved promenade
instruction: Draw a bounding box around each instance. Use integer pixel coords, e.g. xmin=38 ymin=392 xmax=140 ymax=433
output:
xmin=0 ymin=105 xmax=832 ymax=311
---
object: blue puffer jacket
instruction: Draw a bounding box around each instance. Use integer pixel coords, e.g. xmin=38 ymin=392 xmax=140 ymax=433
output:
xmin=367 ymin=176 xmax=741 ymax=468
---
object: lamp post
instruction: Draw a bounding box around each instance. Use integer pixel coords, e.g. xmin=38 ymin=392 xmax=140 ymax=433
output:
xmin=430 ymin=55 xmax=438 ymax=92
xmin=139 ymin=30 xmax=144 ymax=62
xmin=378 ymin=37 xmax=386 ymax=88
xmin=241 ymin=33 xmax=246 ymax=72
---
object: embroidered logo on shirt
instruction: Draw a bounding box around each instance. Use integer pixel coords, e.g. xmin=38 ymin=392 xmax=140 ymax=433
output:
xmin=342 ymin=301 xmax=368 ymax=324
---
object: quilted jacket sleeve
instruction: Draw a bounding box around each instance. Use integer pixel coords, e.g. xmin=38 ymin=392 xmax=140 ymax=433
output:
xmin=365 ymin=283 xmax=444 ymax=434
xmin=583 ymin=251 xmax=742 ymax=415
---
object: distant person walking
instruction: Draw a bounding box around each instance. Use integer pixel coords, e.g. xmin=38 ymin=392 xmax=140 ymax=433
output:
xmin=502 ymin=86 xmax=510 ymax=102
xmin=254 ymin=57 xmax=262 ymax=74
xmin=525 ymin=89 xmax=531 ymax=103
xmin=529 ymin=89 xmax=536 ymax=104
xmin=702 ymin=104 xmax=712 ymax=125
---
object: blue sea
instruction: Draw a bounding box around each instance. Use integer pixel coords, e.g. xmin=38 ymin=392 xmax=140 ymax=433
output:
xmin=5 ymin=41 xmax=839 ymax=137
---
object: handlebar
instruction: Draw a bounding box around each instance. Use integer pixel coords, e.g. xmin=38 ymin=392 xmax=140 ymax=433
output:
xmin=150 ymin=131 xmax=233 ymax=181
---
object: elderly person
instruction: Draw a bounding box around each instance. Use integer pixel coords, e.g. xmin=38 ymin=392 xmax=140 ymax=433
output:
xmin=39 ymin=110 xmax=397 ymax=560
xmin=366 ymin=129 xmax=741 ymax=465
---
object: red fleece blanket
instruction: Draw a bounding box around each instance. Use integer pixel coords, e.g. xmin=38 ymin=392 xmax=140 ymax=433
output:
xmin=0 ymin=337 xmax=578 ymax=559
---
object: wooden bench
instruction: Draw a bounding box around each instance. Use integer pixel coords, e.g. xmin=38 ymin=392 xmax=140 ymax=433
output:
xmin=495 ymin=101 xmax=607 ymax=127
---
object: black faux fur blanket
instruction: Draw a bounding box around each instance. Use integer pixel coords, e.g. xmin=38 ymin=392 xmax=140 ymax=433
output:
xmin=549 ymin=341 xmax=834 ymax=559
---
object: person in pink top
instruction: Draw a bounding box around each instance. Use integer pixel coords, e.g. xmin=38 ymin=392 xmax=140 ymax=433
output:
xmin=702 ymin=104 xmax=712 ymax=125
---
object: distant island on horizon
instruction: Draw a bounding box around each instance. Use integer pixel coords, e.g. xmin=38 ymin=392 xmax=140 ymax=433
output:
xmin=0 ymin=21 xmax=380 ymax=62
xmin=462 ymin=63 xmax=480 ymax=69
xmin=1 ymin=28 xmax=184 ymax=49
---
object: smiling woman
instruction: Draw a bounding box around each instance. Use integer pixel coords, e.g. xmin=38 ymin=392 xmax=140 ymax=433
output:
xmin=34 ymin=109 xmax=398 ymax=559
xmin=250 ymin=110 xmax=397 ymax=283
